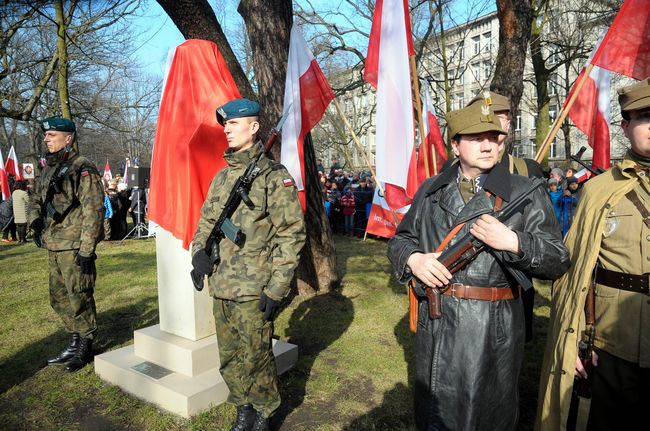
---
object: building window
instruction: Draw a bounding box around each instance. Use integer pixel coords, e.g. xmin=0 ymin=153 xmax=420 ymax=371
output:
xmin=483 ymin=32 xmax=492 ymax=51
xmin=548 ymin=44 xmax=559 ymax=65
xmin=455 ymin=68 xmax=464 ymax=85
xmin=549 ymin=74 xmax=559 ymax=96
xmin=473 ymin=36 xmax=481 ymax=55
xmin=550 ymin=138 xmax=557 ymax=158
xmin=549 ymin=104 xmax=558 ymax=122
xmin=472 ymin=63 xmax=481 ymax=82
xmin=449 ymin=69 xmax=456 ymax=85
xmin=483 ymin=61 xmax=492 ymax=80
xmin=458 ymin=43 xmax=465 ymax=61
xmin=457 ymin=93 xmax=465 ymax=109
xmin=532 ymin=113 xmax=538 ymax=131
xmin=515 ymin=114 xmax=522 ymax=131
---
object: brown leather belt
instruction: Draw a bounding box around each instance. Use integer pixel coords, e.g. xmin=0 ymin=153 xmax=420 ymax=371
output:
xmin=441 ymin=283 xmax=519 ymax=301
xmin=595 ymin=267 xmax=649 ymax=294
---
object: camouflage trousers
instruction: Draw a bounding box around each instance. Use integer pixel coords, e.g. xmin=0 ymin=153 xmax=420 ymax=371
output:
xmin=48 ymin=250 xmax=97 ymax=339
xmin=213 ymin=298 xmax=279 ymax=417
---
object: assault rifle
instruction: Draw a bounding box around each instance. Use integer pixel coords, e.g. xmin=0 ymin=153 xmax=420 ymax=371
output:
xmin=190 ymin=106 xmax=292 ymax=291
xmin=416 ymin=179 xmax=544 ymax=319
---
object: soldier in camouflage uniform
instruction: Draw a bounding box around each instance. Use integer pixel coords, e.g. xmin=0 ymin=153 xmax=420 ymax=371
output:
xmin=28 ymin=117 xmax=104 ymax=373
xmin=191 ymin=99 xmax=305 ymax=431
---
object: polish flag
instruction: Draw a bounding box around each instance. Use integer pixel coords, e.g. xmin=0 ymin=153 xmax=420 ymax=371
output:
xmin=365 ymin=183 xmax=410 ymax=239
xmin=567 ymin=35 xmax=611 ymax=170
xmin=103 ymin=160 xmax=112 ymax=184
xmin=281 ymin=24 xmax=334 ymax=212
xmin=364 ymin=0 xmax=418 ymax=210
xmin=417 ymin=84 xmax=447 ymax=184
xmin=5 ymin=146 xmax=22 ymax=180
xmin=0 ymin=149 xmax=10 ymax=199
xmin=590 ymin=0 xmax=650 ymax=80
xmin=573 ymin=168 xmax=590 ymax=183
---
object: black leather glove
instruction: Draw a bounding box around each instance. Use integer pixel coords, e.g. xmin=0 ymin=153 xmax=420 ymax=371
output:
xmin=258 ymin=292 xmax=282 ymax=322
xmin=191 ymin=249 xmax=213 ymax=291
xmin=75 ymin=253 xmax=96 ymax=275
xmin=30 ymin=218 xmax=45 ymax=248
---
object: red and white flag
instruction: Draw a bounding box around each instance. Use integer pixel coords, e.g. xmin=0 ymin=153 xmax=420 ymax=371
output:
xmin=567 ymin=34 xmax=611 ymax=171
xmin=417 ymin=85 xmax=447 ymax=184
xmin=281 ymin=24 xmax=334 ymax=212
xmin=0 ymin=149 xmax=10 ymax=199
xmin=574 ymin=168 xmax=590 ymax=183
xmin=364 ymin=0 xmax=418 ymax=210
xmin=103 ymin=160 xmax=112 ymax=184
xmin=5 ymin=146 xmax=22 ymax=180
xmin=365 ymin=183 xmax=410 ymax=239
xmin=591 ymin=0 xmax=650 ymax=80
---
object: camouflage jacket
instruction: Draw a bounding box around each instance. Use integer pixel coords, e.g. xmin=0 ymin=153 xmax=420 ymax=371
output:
xmin=28 ymin=152 xmax=104 ymax=255
xmin=191 ymin=144 xmax=306 ymax=302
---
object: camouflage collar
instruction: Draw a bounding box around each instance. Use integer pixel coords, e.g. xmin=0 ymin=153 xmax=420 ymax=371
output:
xmin=224 ymin=141 xmax=263 ymax=169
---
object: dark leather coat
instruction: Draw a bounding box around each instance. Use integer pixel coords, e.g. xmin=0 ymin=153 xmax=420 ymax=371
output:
xmin=387 ymin=163 xmax=569 ymax=431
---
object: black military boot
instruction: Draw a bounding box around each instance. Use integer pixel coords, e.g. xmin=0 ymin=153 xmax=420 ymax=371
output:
xmin=230 ymin=404 xmax=255 ymax=431
xmin=46 ymin=333 xmax=80 ymax=365
xmin=64 ymin=337 xmax=93 ymax=372
xmin=251 ymin=410 xmax=270 ymax=431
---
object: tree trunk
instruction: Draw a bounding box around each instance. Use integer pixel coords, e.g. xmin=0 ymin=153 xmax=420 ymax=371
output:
xmin=156 ymin=0 xmax=255 ymax=100
xmin=529 ymin=4 xmax=551 ymax=166
xmin=238 ymin=0 xmax=292 ymax=143
xmin=296 ymin=135 xmax=339 ymax=294
xmin=158 ymin=0 xmax=340 ymax=294
xmin=491 ymin=0 xmax=533 ymax=154
xmin=54 ymin=0 xmax=70 ymax=119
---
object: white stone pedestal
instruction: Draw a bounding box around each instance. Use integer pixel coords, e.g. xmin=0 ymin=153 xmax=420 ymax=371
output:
xmin=94 ymin=227 xmax=298 ymax=418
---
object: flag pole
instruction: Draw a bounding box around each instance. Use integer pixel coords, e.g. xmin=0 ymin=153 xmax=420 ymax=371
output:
xmin=410 ymin=56 xmax=435 ymax=176
xmin=332 ymin=97 xmax=400 ymax=224
xmin=535 ymin=63 xmax=595 ymax=162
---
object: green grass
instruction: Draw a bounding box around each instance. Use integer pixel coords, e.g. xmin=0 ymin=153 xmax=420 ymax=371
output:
xmin=0 ymin=236 xmax=552 ymax=430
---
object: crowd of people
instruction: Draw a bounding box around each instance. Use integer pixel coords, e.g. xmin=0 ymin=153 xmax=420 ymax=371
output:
xmin=317 ymin=158 xmax=376 ymax=236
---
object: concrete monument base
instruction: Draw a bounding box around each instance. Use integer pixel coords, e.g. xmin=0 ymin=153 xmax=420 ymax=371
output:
xmin=95 ymin=324 xmax=298 ymax=418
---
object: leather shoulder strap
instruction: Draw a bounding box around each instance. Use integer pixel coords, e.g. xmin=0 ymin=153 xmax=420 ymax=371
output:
xmin=624 ymin=189 xmax=650 ymax=228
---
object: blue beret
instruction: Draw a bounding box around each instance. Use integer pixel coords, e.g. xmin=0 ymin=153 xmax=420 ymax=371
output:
xmin=216 ymin=98 xmax=260 ymax=125
xmin=41 ymin=116 xmax=76 ymax=132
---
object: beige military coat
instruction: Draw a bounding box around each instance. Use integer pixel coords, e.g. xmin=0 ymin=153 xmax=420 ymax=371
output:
xmin=535 ymin=156 xmax=643 ymax=430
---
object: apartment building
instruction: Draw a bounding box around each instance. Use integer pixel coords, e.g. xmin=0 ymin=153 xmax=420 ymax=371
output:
xmin=318 ymin=7 xmax=628 ymax=171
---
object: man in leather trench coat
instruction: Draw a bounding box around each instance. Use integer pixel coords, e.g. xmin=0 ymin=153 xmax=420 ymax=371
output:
xmin=387 ymin=101 xmax=570 ymax=430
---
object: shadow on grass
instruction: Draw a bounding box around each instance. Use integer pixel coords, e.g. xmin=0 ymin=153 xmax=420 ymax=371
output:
xmin=0 ymin=296 xmax=158 ymax=394
xmin=273 ymin=290 xmax=354 ymax=430
xmin=344 ymin=313 xmax=415 ymax=431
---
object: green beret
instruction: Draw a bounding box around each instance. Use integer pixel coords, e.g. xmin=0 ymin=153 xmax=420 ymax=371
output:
xmin=446 ymin=102 xmax=506 ymax=138
xmin=468 ymin=90 xmax=510 ymax=112
xmin=216 ymin=98 xmax=261 ymax=126
xmin=40 ymin=116 xmax=76 ymax=132
xmin=618 ymin=77 xmax=650 ymax=113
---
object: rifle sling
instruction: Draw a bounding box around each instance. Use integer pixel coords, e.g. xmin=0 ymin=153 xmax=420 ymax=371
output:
xmin=44 ymin=156 xmax=81 ymax=223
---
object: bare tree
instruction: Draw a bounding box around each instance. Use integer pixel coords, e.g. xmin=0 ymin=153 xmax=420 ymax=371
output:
xmin=491 ymin=0 xmax=533 ymax=154
xmin=527 ymin=0 xmax=619 ymax=165
xmin=158 ymin=0 xmax=339 ymax=294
